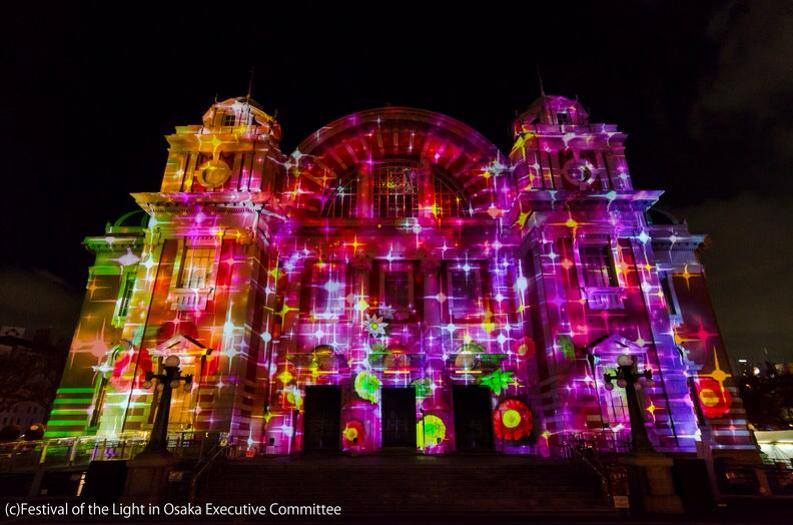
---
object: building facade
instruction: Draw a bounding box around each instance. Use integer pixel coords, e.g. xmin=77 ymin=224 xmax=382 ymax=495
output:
xmin=0 ymin=328 xmax=67 ymax=437
xmin=47 ymin=95 xmax=755 ymax=458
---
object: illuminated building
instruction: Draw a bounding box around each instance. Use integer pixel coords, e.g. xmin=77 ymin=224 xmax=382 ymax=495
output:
xmin=47 ymin=95 xmax=755 ymax=458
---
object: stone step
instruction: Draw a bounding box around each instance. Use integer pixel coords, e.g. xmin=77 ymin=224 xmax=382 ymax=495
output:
xmin=197 ymin=455 xmax=615 ymax=517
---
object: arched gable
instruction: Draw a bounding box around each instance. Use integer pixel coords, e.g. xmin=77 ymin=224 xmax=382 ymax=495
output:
xmin=284 ymin=107 xmax=506 ymax=218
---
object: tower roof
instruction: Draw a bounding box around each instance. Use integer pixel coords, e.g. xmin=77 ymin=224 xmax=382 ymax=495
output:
xmin=513 ymin=95 xmax=589 ymax=136
xmin=201 ymin=97 xmax=281 ymax=137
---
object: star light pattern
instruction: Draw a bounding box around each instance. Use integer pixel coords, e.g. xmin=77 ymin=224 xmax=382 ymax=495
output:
xmin=47 ymin=96 xmax=753 ymax=456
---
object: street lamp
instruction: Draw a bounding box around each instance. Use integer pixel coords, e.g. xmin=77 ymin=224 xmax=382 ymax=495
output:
xmin=142 ymin=355 xmax=192 ymax=454
xmin=603 ymin=354 xmax=654 ymax=453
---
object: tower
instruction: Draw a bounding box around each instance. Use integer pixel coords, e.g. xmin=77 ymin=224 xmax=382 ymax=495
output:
xmin=48 ymin=97 xmax=287 ymax=445
xmin=509 ymin=95 xmax=700 ymax=452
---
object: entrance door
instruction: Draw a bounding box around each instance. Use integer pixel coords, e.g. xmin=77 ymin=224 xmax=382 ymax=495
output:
xmin=453 ymin=385 xmax=494 ymax=451
xmin=303 ymin=385 xmax=341 ymax=452
xmin=382 ymin=387 xmax=417 ymax=447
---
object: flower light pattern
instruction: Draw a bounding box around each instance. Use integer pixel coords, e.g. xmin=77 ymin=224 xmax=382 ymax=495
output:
xmin=493 ymin=399 xmax=533 ymax=442
xmin=46 ymin=95 xmax=753 ymax=458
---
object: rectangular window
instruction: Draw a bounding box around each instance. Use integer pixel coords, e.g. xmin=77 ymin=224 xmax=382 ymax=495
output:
xmin=311 ymin=263 xmax=346 ymax=319
xmin=604 ymin=379 xmax=630 ymax=423
xmin=556 ymin=112 xmax=570 ymax=125
xmin=178 ymin=246 xmax=215 ymax=289
xmin=384 ymin=271 xmax=411 ymax=309
xmin=598 ymin=356 xmax=646 ymax=426
xmin=117 ymin=274 xmax=136 ymax=318
xmin=373 ymin=162 xmax=418 ymax=219
xmin=659 ymin=273 xmax=678 ymax=315
xmin=378 ymin=261 xmax=414 ymax=313
xmin=447 ymin=264 xmax=482 ymax=319
xmin=580 ymin=244 xmax=618 ymax=288
xmin=221 ymin=113 xmax=236 ymax=127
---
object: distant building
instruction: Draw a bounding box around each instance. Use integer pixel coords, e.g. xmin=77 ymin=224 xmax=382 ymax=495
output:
xmin=0 ymin=329 xmax=67 ymax=436
xmin=48 ymin=95 xmax=754 ymax=462
xmin=736 ymin=358 xmax=793 ymax=431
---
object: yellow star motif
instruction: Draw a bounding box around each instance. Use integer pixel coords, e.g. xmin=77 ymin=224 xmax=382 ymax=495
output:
xmin=514 ymin=210 xmax=530 ymax=229
xmin=481 ymin=312 xmax=496 ymax=334
xmin=347 ymin=235 xmax=364 ymax=254
xmin=354 ymin=298 xmax=370 ymax=312
xmin=277 ymin=370 xmax=294 ymax=384
xmin=510 ymin=132 xmax=535 ymax=157
xmin=276 ymin=301 xmax=297 ymax=319
xmin=699 ymin=349 xmax=732 ymax=391
xmin=679 ymin=264 xmax=694 ymax=290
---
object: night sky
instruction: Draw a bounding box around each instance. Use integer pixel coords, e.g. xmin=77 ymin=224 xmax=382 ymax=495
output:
xmin=2 ymin=2 xmax=791 ymax=362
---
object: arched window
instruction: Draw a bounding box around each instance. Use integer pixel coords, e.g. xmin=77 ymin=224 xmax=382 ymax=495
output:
xmin=322 ymin=175 xmax=359 ymax=218
xmin=432 ymin=172 xmax=469 ymax=218
xmin=373 ymin=161 xmax=418 ymax=219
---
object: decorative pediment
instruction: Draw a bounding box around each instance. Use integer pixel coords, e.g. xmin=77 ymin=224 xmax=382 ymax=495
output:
xmin=151 ymin=334 xmax=213 ymax=358
xmin=590 ymin=333 xmax=645 ymax=356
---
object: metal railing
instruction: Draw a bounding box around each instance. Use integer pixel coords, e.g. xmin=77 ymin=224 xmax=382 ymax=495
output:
xmin=715 ymin=457 xmax=793 ymax=497
xmin=559 ymin=431 xmax=632 ymax=456
xmin=561 ymin=433 xmax=618 ymax=500
xmin=0 ymin=431 xmax=229 ymax=472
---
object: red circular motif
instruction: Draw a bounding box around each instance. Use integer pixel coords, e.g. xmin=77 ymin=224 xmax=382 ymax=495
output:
xmin=493 ymin=398 xmax=533 ymax=441
xmin=696 ymin=377 xmax=732 ymax=419
xmin=342 ymin=419 xmax=365 ymax=448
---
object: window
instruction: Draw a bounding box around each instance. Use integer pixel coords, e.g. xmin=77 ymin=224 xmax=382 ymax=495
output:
xmin=379 ymin=262 xmax=414 ymax=312
xmin=579 ymin=244 xmax=618 ymax=288
xmin=384 ymin=271 xmax=411 ymax=309
xmin=178 ymin=246 xmax=215 ymax=289
xmin=556 ymin=112 xmax=570 ymax=125
xmin=659 ymin=273 xmax=678 ymax=315
xmin=323 ymin=176 xmax=358 ymax=218
xmin=602 ymin=367 xmax=630 ymax=424
xmin=447 ymin=265 xmax=482 ymax=319
xmin=221 ymin=113 xmax=236 ymax=127
xmin=433 ymin=173 xmax=468 ymax=218
xmin=311 ymin=263 xmax=345 ymax=319
xmin=598 ymin=355 xmax=646 ymax=427
xmin=373 ymin=161 xmax=418 ymax=219
xmin=117 ymin=274 xmax=136 ymax=319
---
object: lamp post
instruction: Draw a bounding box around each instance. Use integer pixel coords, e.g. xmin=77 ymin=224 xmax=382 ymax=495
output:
xmin=603 ymin=354 xmax=654 ymax=453
xmin=141 ymin=355 xmax=192 ymax=454
xmin=603 ymin=355 xmax=684 ymax=513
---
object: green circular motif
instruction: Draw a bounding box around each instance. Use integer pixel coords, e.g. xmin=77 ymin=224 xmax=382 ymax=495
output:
xmin=417 ymin=414 xmax=446 ymax=449
xmin=354 ymin=371 xmax=381 ymax=403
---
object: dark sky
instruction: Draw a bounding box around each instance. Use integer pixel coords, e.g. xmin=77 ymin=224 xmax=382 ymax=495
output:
xmin=2 ymin=2 xmax=791 ymax=361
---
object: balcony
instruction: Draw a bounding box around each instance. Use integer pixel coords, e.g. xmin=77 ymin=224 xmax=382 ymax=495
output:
xmin=583 ymin=287 xmax=625 ymax=310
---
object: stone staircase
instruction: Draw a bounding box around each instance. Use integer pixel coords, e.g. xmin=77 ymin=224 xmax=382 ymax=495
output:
xmin=197 ymin=454 xmax=617 ymax=520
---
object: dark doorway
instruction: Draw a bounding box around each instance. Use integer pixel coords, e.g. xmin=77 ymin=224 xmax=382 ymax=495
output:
xmin=453 ymin=385 xmax=493 ymax=451
xmin=382 ymin=387 xmax=417 ymax=447
xmin=303 ymin=385 xmax=341 ymax=452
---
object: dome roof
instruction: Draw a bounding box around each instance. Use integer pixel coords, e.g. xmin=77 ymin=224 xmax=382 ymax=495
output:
xmin=287 ymin=106 xmax=505 ymax=218
xmin=113 ymin=210 xmax=148 ymax=228
xmin=645 ymin=207 xmax=682 ymax=226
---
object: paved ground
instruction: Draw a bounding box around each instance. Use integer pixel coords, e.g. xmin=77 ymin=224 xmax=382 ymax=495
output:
xmin=2 ymin=455 xmax=790 ymax=524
